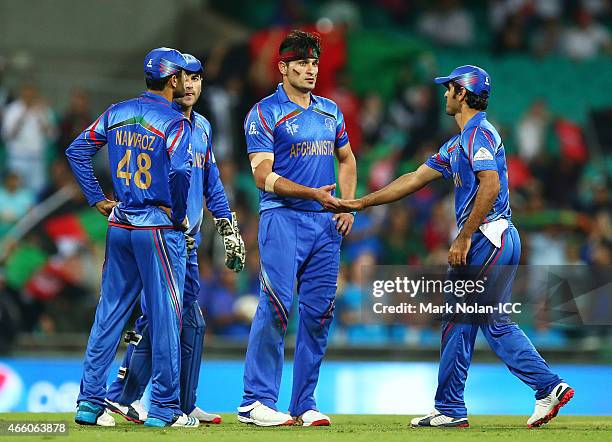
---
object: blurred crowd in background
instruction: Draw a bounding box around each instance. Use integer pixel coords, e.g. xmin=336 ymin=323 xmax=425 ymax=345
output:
xmin=0 ymin=0 xmax=610 ymax=354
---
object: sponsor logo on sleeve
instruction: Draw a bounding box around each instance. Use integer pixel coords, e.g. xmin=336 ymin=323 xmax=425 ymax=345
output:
xmin=474 ymin=147 xmax=494 ymax=161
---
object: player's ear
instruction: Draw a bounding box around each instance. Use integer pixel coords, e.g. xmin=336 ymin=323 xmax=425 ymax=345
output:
xmin=278 ymin=61 xmax=288 ymax=75
xmin=169 ymin=74 xmax=178 ymax=88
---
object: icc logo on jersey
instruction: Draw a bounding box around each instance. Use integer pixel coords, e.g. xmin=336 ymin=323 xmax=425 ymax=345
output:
xmin=325 ymin=118 xmax=335 ymax=133
xmin=147 ymin=59 xmax=153 ymax=68
xmin=285 ymin=118 xmax=299 ymax=136
xmin=249 ymin=122 xmax=258 ymax=135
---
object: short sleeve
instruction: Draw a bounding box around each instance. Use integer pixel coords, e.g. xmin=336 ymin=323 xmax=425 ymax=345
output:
xmin=425 ymin=139 xmax=453 ymax=179
xmin=468 ymin=128 xmax=497 ymax=172
xmin=244 ymin=103 xmax=274 ymax=154
xmin=335 ymin=107 xmax=349 ymax=148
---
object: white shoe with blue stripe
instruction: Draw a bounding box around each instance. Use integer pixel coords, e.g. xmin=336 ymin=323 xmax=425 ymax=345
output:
xmin=144 ymin=413 xmax=199 ymax=428
xmin=410 ymin=409 xmax=469 ymax=428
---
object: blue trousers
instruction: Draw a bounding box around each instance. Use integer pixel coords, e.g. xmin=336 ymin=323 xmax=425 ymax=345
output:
xmin=106 ymin=248 xmax=205 ymax=415
xmin=435 ymin=226 xmax=562 ymax=418
xmin=241 ymin=208 xmax=342 ymax=416
xmin=77 ymin=226 xmax=186 ymax=422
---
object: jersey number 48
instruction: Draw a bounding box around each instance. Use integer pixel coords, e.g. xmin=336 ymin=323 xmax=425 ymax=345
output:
xmin=116 ymin=149 xmax=152 ymax=190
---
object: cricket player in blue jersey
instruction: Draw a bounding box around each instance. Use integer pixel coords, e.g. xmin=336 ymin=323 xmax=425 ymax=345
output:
xmin=103 ymin=54 xmax=246 ymax=425
xmin=335 ymin=65 xmax=574 ymax=428
xmin=237 ymin=30 xmax=356 ymax=427
xmin=66 ymin=47 xmax=199 ymax=428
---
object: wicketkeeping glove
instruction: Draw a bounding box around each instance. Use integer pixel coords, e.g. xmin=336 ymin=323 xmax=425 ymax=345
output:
xmin=185 ymin=234 xmax=196 ymax=252
xmin=213 ymin=212 xmax=246 ymax=272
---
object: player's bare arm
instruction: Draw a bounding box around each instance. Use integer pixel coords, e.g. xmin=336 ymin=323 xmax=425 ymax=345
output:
xmin=448 ymin=169 xmax=500 ymax=267
xmin=249 ymin=152 xmax=340 ymax=211
xmin=333 ymin=142 xmax=357 ymax=236
xmin=336 ymin=163 xmax=442 ymax=212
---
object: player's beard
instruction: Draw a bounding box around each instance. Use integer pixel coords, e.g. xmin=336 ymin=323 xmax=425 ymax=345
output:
xmin=445 ymin=99 xmax=460 ymax=116
xmin=289 ymin=73 xmax=316 ymax=94
xmin=291 ymin=82 xmax=314 ymax=94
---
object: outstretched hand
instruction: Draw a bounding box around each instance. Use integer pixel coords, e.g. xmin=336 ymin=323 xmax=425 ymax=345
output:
xmin=334 ymin=198 xmax=364 ymax=213
xmin=313 ymin=184 xmax=341 ymax=211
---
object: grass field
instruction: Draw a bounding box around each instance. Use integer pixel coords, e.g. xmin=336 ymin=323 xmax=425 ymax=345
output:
xmin=0 ymin=413 xmax=611 ymax=442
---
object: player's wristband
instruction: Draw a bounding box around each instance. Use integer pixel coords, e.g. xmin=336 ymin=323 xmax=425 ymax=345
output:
xmin=264 ymin=172 xmax=281 ymax=193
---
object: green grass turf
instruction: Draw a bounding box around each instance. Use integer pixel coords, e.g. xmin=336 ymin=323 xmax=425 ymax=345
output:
xmin=0 ymin=413 xmax=610 ymax=442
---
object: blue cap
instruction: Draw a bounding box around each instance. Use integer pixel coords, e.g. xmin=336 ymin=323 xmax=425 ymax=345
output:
xmin=183 ymin=54 xmax=203 ymax=74
xmin=434 ymin=65 xmax=491 ymax=97
xmin=144 ymin=47 xmax=188 ymax=80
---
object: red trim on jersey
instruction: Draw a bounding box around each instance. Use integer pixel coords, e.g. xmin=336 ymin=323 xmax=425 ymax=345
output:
xmin=274 ymin=109 xmax=302 ymax=127
xmin=336 ymin=122 xmax=346 ymax=140
xmin=481 ymin=129 xmax=495 ymax=149
xmin=109 ymin=222 xmax=174 ymax=230
xmin=436 ymin=153 xmax=450 ymax=165
xmin=468 ymin=127 xmax=478 ymax=165
xmin=147 ymin=125 xmax=165 ymax=139
xmin=167 ymin=121 xmax=184 ymax=154
xmin=88 ymin=113 xmax=104 ymax=144
xmin=257 ymin=103 xmax=273 ymax=135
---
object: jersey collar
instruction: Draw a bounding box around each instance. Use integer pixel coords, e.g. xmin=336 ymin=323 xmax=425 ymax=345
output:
xmin=462 ymin=111 xmax=487 ymax=133
xmin=275 ymin=83 xmax=318 ymax=105
xmin=141 ymin=91 xmax=173 ymax=107
xmin=172 ymin=101 xmax=195 ymax=122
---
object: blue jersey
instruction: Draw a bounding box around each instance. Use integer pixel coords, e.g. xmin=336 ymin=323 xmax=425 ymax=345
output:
xmin=425 ymin=112 xmax=511 ymax=230
xmin=66 ymin=92 xmax=193 ymax=228
xmin=244 ymin=83 xmax=349 ymax=213
xmin=181 ymin=107 xmax=231 ymax=237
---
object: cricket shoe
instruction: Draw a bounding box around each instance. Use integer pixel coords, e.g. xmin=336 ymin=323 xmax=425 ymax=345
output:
xmin=105 ymin=399 xmax=147 ymax=424
xmin=410 ymin=410 xmax=469 ymax=428
xmin=75 ymin=400 xmax=116 ymax=427
xmin=527 ymin=382 xmax=574 ymax=428
xmin=144 ymin=413 xmax=199 ymax=428
xmin=237 ymin=401 xmax=294 ymax=426
xmin=294 ymin=410 xmax=331 ymax=427
xmin=189 ymin=406 xmax=222 ymax=424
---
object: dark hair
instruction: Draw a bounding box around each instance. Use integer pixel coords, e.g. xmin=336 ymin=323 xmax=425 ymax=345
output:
xmin=279 ymin=29 xmax=321 ymax=60
xmin=145 ymin=74 xmax=172 ymax=91
xmin=449 ymin=80 xmax=488 ymax=111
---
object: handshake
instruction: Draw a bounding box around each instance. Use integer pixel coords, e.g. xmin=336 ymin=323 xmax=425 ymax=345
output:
xmin=311 ymin=183 xmax=364 ymax=213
